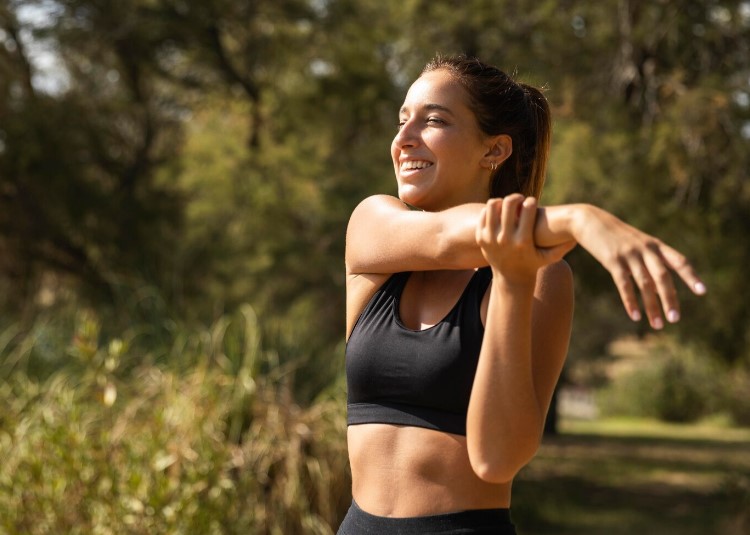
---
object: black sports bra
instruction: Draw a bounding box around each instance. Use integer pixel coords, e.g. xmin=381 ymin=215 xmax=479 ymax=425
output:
xmin=345 ymin=268 xmax=492 ymax=436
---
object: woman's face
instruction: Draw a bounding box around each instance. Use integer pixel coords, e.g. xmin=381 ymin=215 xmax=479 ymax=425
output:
xmin=391 ymin=69 xmax=493 ymax=211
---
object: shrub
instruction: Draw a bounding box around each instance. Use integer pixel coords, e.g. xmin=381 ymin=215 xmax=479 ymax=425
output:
xmin=0 ymin=308 xmax=351 ymax=534
xmin=725 ymin=368 xmax=750 ymax=427
xmin=652 ymin=355 xmax=708 ymax=423
xmin=598 ymin=337 xmax=725 ymax=423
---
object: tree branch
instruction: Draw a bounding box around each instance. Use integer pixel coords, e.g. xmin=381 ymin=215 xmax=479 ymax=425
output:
xmin=0 ymin=4 xmax=37 ymax=100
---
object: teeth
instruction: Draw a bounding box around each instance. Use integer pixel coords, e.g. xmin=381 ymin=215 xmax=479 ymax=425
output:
xmin=401 ymin=160 xmax=432 ymax=170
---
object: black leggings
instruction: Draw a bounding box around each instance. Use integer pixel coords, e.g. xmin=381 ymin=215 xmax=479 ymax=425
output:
xmin=337 ymin=500 xmax=517 ymax=535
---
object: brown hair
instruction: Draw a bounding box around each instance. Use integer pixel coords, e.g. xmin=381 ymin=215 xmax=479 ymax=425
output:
xmin=422 ymin=55 xmax=551 ymax=199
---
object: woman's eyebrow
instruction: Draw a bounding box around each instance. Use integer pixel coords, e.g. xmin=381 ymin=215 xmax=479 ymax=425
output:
xmin=424 ymin=103 xmax=454 ymax=115
xmin=399 ymin=103 xmax=455 ymax=116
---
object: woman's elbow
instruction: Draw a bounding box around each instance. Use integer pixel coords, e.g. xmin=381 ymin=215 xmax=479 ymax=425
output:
xmin=470 ymin=459 xmax=517 ymax=484
xmin=468 ymin=439 xmax=540 ymax=484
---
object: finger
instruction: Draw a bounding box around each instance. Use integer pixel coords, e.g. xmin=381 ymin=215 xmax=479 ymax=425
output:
xmin=517 ymin=197 xmax=537 ymax=241
xmin=487 ymin=198 xmax=502 ymax=239
xmin=642 ymin=247 xmax=680 ymax=323
xmin=628 ymin=256 xmax=664 ymax=330
xmin=479 ymin=199 xmax=499 ymax=247
xmin=611 ymin=261 xmax=642 ymax=322
xmin=659 ymin=243 xmax=707 ymax=296
xmin=500 ymin=194 xmax=523 ymax=241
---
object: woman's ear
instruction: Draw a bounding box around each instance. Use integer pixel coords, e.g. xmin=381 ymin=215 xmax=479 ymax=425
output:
xmin=482 ymin=134 xmax=513 ymax=170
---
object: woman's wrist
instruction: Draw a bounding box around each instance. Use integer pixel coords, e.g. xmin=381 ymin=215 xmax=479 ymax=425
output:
xmin=534 ymin=203 xmax=590 ymax=247
xmin=565 ymin=203 xmax=594 ymax=242
xmin=490 ymin=271 xmax=538 ymax=295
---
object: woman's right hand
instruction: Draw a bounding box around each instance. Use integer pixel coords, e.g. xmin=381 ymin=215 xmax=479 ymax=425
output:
xmin=570 ymin=204 xmax=706 ymax=329
xmin=476 ymin=195 xmax=576 ymax=289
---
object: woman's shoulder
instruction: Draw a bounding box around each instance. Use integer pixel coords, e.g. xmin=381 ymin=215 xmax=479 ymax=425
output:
xmin=349 ymin=194 xmax=408 ymax=223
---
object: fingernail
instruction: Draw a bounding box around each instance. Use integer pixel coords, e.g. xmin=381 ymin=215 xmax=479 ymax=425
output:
xmin=652 ymin=317 xmax=664 ymax=330
xmin=630 ymin=310 xmax=641 ymax=322
xmin=694 ymin=282 xmax=707 ymax=295
xmin=667 ymin=309 xmax=680 ymax=323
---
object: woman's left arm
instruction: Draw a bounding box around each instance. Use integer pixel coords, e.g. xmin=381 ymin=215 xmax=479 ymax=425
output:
xmin=466 ymin=195 xmax=575 ymax=483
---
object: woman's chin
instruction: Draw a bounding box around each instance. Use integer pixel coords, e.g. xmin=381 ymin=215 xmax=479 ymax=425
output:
xmin=398 ymin=185 xmax=427 ymax=209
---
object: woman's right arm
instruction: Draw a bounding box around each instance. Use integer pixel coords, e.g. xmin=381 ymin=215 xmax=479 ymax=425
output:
xmin=345 ymin=194 xmax=706 ymax=328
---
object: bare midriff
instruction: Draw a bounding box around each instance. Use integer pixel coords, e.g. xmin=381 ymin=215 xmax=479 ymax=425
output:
xmin=347 ymin=423 xmax=512 ymax=517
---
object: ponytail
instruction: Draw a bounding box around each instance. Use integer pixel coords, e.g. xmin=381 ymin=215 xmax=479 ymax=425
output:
xmin=489 ymin=82 xmax=551 ymax=200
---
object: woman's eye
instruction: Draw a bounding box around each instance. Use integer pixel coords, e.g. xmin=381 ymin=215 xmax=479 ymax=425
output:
xmin=396 ymin=117 xmax=444 ymax=130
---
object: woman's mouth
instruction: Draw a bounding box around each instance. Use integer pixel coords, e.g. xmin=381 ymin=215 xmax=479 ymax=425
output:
xmin=400 ymin=160 xmax=433 ymax=172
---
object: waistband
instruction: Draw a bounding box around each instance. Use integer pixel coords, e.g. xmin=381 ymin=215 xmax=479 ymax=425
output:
xmin=337 ymin=500 xmax=516 ymax=535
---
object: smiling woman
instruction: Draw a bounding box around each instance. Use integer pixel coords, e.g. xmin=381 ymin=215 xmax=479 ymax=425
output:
xmin=339 ymin=55 xmax=705 ymax=534
xmin=393 ymin=70 xmax=494 ymax=212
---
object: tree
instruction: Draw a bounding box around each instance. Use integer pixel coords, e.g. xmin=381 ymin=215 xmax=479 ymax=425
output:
xmin=0 ymin=0 xmax=184 ymax=320
xmin=2 ymin=0 xmax=750 ymax=395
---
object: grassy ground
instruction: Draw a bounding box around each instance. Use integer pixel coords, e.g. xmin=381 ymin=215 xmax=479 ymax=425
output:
xmin=511 ymin=417 xmax=750 ymax=535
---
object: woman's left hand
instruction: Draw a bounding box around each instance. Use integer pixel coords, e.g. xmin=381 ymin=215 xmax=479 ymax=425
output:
xmin=476 ymin=195 xmax=576 ymax=288
xmin=571 ymin=204 xmax=706 ymax=330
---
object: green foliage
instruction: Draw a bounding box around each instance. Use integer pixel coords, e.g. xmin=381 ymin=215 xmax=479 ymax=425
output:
xmin=598 ymin=338 xmax=726 ymax=423
xmin=3 ymin=0 xmax=750 ymax=528
xmin=654 ymin=357 xmax=713 ymax=423
xmin=0 ymin=309 xmax=350 ymax=535
xmin=3 ymin=0 xmax=750 ymax=368
xmin=726 ymin=367 xmax=750 ymax=426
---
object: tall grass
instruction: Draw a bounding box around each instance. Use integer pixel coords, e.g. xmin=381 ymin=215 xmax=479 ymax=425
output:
xmin=4 ymin=306 xmax=749 ymax=534
xmin=0 ymin=306 xmax=351 ymax=534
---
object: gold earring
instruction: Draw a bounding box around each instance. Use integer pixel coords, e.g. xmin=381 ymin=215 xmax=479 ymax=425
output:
xmin=490 ymin=162 xmax=498 ymax=171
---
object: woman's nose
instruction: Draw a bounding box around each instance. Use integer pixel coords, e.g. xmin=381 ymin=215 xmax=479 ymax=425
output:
xmin=393 ymin=120 xmax=419 ymax=149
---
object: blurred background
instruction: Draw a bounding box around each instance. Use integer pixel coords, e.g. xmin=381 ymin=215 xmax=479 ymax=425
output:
xmin=1 ymin=0 xmax=749 ymax=533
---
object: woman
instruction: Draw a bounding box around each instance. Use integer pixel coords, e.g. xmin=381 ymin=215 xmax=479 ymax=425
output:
xmin=339 ymin=55 xmax=705 ymax=534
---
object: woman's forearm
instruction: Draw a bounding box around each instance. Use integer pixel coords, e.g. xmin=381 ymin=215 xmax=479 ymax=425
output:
xmin=441 ymin=203 xmax=585 ymax=255
xmin=443 ymin=203 xmax=585 ymax=257
xmin=466 ymin=279 xmax=542 ymax=484
xmin=467 ymin=197 xmax=575 ymax=484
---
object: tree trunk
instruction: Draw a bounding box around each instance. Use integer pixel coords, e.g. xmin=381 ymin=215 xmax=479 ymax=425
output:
xmin=543 ymin=388 xmax=559 ymax=436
